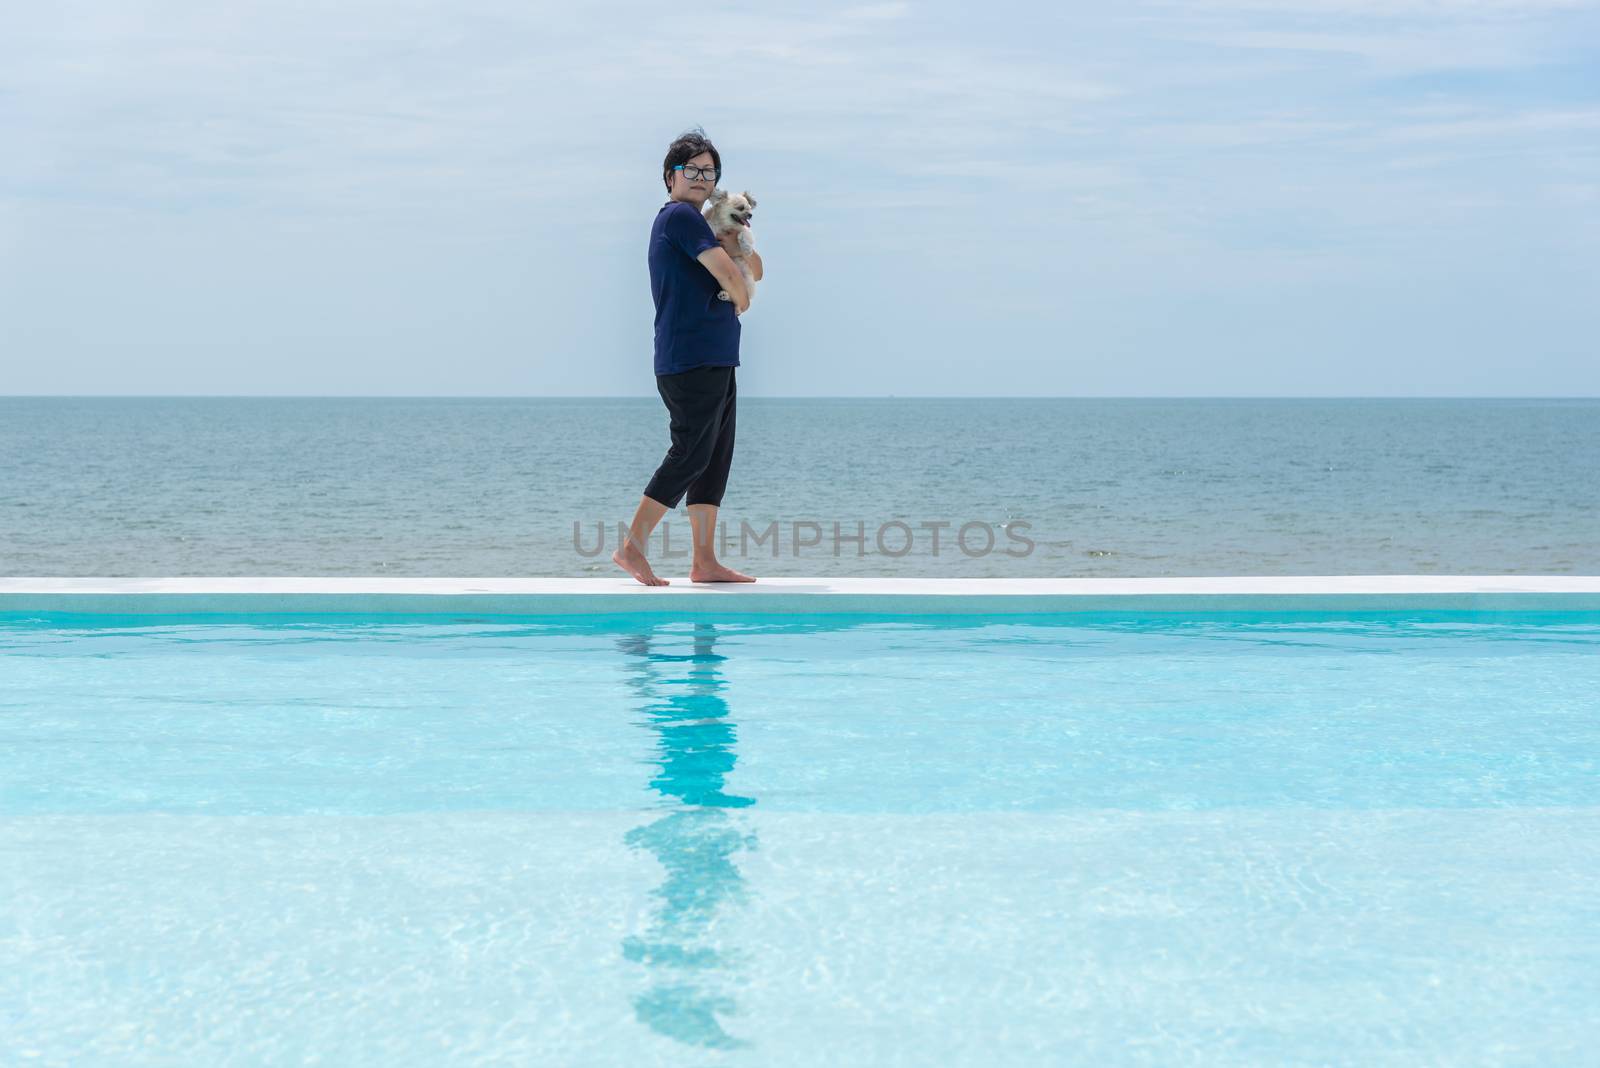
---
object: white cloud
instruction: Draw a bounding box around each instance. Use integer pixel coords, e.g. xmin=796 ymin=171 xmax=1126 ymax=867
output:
xmin=1374 ymin=106 xmax=1600 ymax=142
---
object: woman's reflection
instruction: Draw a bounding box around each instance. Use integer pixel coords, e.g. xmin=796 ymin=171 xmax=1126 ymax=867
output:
xmin=617 ymin=621 xmax=757 ymax=1050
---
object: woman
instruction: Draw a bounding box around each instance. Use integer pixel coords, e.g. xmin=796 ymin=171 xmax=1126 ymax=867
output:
xmin=613 ymin=128 xmax=762 ymax=587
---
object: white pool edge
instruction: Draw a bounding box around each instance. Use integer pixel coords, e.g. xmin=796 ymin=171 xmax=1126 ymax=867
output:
xmin=3 ymin=576 xmax=1599 ymax=614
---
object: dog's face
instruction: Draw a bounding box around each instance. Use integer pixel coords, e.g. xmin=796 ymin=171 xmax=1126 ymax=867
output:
xmin=704 ymin=188 xmax=757 ymax=229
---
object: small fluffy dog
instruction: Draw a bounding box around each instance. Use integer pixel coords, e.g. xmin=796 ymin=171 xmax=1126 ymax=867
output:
xmin=701 ymin=188 xmax=758 ymax=307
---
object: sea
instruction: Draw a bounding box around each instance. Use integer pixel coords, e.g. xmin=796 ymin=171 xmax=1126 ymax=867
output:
xmin=2 ymin=397 xmax=1595 ymax=577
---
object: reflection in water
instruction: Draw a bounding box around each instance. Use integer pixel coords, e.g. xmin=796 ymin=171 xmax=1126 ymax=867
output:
xmin=618 ymin=622 xmax=757 ymax=1049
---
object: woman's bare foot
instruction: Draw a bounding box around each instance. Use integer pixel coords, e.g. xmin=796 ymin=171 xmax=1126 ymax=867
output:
xmin=613 ymin=544 xmax=669 ymax=586
xmin=689 ymin=562 xmax=756 ymax=583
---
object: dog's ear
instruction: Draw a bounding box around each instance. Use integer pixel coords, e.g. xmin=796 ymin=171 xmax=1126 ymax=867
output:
xmin=706 ymin=188 xmax=728 ymax=204
xmin=743 ymin=191 xmax=757 ymax=209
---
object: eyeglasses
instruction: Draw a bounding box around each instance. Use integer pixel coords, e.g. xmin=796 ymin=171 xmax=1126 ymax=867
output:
xmin=673 ymin=164 xmax=719 ymax=183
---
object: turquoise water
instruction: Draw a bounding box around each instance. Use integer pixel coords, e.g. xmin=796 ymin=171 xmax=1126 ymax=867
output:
xmin=3 ymin=396 xmax=1597 ymax=577
xmin=3 ymin=611 xmax=1598 ymax=1064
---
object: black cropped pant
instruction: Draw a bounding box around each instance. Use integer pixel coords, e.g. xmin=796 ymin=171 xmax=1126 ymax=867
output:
xmin=643 ymin=364 xmax=737 ymax=510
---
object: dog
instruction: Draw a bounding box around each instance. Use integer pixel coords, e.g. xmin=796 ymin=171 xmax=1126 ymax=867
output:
xmin=701 ymin=188 xmax=758 ymax=307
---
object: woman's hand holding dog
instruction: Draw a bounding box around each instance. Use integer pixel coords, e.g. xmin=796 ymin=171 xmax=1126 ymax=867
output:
xmin=718 ymin=224 xmax=748 ymax=258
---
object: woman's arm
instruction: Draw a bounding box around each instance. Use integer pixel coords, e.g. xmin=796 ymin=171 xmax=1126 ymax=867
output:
xmin=696 ymin=247 xmax=750 ymax=312
xmin=748 ymin=249 xmax=763 ymax=282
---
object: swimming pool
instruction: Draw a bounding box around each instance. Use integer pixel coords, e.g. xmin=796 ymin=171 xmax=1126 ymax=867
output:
xmin=3 ymin=594 xmax=1598 ymax=1064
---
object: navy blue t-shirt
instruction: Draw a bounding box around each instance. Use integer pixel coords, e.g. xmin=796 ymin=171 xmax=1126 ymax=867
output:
xmin=649 ymin=199 xmax=740 ymax=375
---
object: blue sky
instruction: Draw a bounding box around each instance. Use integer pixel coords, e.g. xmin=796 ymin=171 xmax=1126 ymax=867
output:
xmin=2 ymin=0 xmax=1596 ymax=396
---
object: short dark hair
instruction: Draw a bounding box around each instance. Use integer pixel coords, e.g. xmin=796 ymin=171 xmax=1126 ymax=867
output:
xmin=662 ymin=126 xmax=722 ymax=193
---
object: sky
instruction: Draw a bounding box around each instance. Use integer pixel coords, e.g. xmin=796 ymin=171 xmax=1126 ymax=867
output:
xmin=1 ymin=0 xmax=1597 ymax=397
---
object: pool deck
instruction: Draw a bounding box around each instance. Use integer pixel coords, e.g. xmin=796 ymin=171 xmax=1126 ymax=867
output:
xmin=2 ymin=576 xmax=1598 ymax=614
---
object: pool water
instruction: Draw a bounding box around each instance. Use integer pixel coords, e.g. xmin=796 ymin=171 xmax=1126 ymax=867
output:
xmin=3 ymin=611 xmax=1598 ymax=1065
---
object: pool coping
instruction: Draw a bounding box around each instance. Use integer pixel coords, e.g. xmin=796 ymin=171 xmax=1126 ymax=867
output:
xmin=2 ymin=576 xmax=1598 ymax=614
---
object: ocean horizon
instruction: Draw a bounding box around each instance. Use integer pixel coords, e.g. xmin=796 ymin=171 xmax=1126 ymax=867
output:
xmin=4 ymin=396 xmax=1596 ymax=578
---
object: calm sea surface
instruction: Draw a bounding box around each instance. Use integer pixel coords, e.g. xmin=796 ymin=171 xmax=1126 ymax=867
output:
xmin=1 ymin=397 xmax=1595 ymax=576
